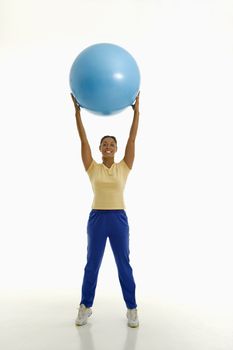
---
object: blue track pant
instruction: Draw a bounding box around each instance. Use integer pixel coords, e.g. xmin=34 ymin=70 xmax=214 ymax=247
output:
xmin=80 ymin=209 xmax=137 ymax=309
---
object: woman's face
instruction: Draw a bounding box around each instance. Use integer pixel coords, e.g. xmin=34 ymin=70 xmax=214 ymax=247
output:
xmin=99 ymin=137 xmax=117 ymax=157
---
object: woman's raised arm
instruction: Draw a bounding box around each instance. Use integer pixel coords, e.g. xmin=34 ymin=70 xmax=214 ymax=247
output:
xmin=71 ymin=93 xmax=93 ymax=171
xmin=123 ymin=92 xmax=140 ymax=169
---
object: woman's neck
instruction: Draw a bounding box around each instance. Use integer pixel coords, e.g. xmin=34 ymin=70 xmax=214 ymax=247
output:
xmin=102 ymin=157 xmax=115 ymax=168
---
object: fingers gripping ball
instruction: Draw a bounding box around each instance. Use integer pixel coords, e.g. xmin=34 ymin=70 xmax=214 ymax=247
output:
xmin=69 ymin=43 xmax=140 ymax=116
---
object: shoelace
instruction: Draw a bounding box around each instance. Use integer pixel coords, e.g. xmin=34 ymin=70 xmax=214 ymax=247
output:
xmin=78 ymin=305 xmax=88 ymax=317
xmin=128 ymin=309 xmax=137 ymax=320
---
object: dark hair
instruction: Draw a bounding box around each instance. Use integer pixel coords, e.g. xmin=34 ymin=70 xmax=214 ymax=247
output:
xmin=100 ymin=135 xmax=117 ymax=146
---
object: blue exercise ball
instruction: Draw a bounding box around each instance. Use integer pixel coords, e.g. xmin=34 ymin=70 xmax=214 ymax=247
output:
xmin=69 ymin=43 xmax=140 ymax=115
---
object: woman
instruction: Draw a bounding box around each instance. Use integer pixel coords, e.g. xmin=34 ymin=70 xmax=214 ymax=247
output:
xmin=71 ymin=92 xmax=140 ymax=328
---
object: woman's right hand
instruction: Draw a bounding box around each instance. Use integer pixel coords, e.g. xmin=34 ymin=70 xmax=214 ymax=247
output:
xmin=71 ymin=93 xmax=81 ymax=112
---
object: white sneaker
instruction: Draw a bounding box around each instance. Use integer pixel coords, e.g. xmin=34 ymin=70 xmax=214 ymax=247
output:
xmin=126 ymin=308 xmax=139 ymax=328
xmin=75 ymin=304 xmax=92 ymax=326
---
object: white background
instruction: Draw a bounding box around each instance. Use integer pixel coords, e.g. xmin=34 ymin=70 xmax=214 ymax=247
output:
xmin=1 ymin=0 xmax=233 ymax=308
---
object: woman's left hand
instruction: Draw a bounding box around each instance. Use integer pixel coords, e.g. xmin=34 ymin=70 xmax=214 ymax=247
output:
xmin=131 ymin=91 xmax=140 ymax=113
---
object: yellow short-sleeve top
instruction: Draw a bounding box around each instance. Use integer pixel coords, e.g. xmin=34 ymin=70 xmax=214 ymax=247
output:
xmin=86 ymin=159 xmax=131 ymax=209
